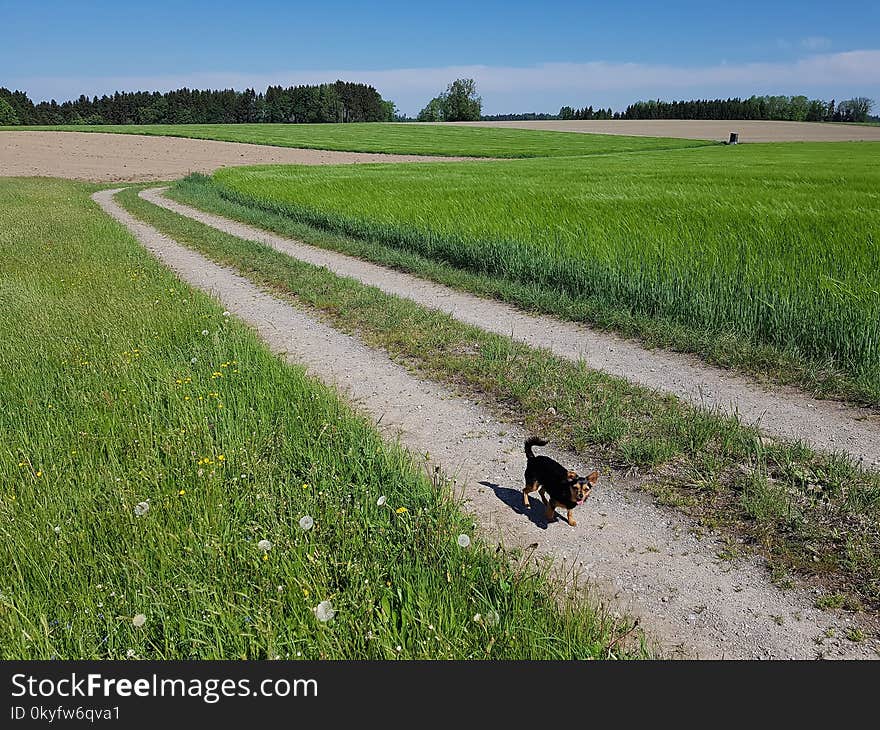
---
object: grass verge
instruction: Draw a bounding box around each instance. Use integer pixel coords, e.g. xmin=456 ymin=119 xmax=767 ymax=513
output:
xmin=118 ymin=184 xmax=880 ymax=619
xmin=0 ymin=177 xmax=645 ymax=659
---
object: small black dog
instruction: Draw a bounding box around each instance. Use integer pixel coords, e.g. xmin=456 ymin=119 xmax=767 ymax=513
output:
xmin=523 ymin=436 xmax=598 ymax=526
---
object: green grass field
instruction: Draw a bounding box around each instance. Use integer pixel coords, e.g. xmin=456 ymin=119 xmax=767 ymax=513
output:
xmin=199 ymin=141 xmax=880 ymax=403
xmin=120 ymin=184 xmax=880 ymax=611
xmin=1 ymin=122 xmax=710 ymax=158
xmin=0 ymin=177 xmax=643 ymax=659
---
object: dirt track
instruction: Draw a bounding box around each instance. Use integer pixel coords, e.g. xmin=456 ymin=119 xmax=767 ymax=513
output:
xmin=143 ymin=187 xmax=880 ymax=468
xmin=436 ymin=119 xmax=880 ymax=143
xmin=0 ymin=130 xmax=478 ymax=182
xmin=95 ymin=187 xmax=877 ymax=659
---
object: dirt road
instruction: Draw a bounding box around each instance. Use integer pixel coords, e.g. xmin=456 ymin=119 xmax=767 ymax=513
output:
xmin=0 ymin=130 xmax=479 ymax=182
xmin=142 ymin=187 xmax=880 ymax=469
xmin=433 ymin=119 xmax=880 ymax=143
xmin=94 ymin=187 xmax=876 ymax=658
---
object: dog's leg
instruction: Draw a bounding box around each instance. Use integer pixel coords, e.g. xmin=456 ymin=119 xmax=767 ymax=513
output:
xmin=566 ymin=509 xmax=577 ymax=527
xmin=545 ymin=499 xmax=558 ymax=522
xmin=522 ymin=480 xmax=539 ymax=506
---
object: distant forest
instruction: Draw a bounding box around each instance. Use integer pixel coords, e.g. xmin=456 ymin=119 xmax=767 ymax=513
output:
xmin=477 ymin=112 xmax=558 ymax=121
xmin=0 ymin=85 xmax=874 ymax=126
xmin=620 ymin=95 xmax=874 ymax=122
xmin=0 ymin=81 xmax=396 ymax=125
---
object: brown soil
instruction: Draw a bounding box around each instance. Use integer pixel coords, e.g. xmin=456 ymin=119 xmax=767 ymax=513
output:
xmin=0 ymin=130 xmax=478 ymax=182
xmin=434 ymin=119 xmax=880 ymax=143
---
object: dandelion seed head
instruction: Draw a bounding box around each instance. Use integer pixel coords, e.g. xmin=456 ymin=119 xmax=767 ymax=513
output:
xmin=53 ymin=526 xmax=61 ymax=535
xmin=134 ymin=501 xmax=150 ymax=517
xmin=484 ymin=610 xmax=500 ymax=627
xmin=132 ymin=614 xmax=146 ymax=628
xmin=190 ymin=357 xmax=198 ymax=364
xmin=257 ymin=539 xmax=272 ymax=552
xmin=315 ymin=600 xmax=335 ymax=622
xmin=376 ymin=495 xmax=387 ymax=507
xmin=222 ymin=311 xmax=230 ymax=317
xmin=298 ymin=515 xmax=314 ymax=531
xmin=201 ymin=329 xmax=209 ymax=336
xmin=457 ymin=533 xmax=471 ymax=548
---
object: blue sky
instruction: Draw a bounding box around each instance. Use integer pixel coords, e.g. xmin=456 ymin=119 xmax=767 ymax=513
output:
xmin=4 ymin=1 xmax=878 ymax=115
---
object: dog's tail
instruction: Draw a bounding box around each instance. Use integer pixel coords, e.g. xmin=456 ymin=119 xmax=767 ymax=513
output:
xmin=524 ymin=436 xmax=548 ymax=459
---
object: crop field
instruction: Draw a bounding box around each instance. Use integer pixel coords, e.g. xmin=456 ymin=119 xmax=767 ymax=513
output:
xmin=4 ymin=122 xmax=710 ymax=158
xmin=118 ymin=183 xmax=880 ymax=612
xmin=0 ymin=177 xmax=640 ymax=659
xmin=194 ymin=141 xmax=880 ymax=403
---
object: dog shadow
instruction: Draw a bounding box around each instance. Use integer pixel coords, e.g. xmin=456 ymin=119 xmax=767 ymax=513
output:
xmin=479 ymin=480 xmax=555 ymax=530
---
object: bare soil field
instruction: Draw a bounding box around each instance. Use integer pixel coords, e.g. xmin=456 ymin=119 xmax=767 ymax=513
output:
xmin=438 ymin=119 xmax=880 ymax=143
xmin=0 ymin=130 xmax=477 ymax=182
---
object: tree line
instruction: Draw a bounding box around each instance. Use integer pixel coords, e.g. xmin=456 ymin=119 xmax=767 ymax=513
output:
xmin=0 ymin=81 xmax=396 ymax=125
xmin=558 ymin=105 xmax=615 ymax=120
xmin=480 ymin=112 xmax=557 ymax=121
xmin=1 ymin=79 xmax=874 ymax=127
xmin=620 ymin=95 xmax=874 ymax=122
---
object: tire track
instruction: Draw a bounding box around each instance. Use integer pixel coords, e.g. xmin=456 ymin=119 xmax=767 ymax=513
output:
xmin=141 ymin=186 xmax=880 ymax=469
xmin=95 ymin=187 xmax=875 ymax=659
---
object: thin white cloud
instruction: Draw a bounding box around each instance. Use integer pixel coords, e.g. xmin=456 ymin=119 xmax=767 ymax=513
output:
xmin=801 ymin=36 xmax=832 ymax=51
xmin=9 ymin=50 xmax=879 ymax=115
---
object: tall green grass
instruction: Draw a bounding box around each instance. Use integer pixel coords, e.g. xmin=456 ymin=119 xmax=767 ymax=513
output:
xmin=1 ymin=122 xmax=710 ymax=158
xmin=0 ymin=178 xmax=641 ymax=659
xmin=204 ymin=142 xmax=880 ymax=401
xmin=119 ymin=183 xmax=880 ymax=609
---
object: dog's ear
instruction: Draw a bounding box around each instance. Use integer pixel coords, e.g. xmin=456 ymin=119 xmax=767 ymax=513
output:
xmin=587 ymin=470 xmax=599 ymax=485
xmin=567 ymin=470 xmax=578 ymax=481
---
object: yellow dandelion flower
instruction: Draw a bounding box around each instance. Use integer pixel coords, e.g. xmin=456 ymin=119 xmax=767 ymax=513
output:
xmin=395 ymin=507 xmax=408 ymax=514
xmin=178 ymin=489 xmax=186 ymax=496
xmin=217 ymin=454 xmax=225 ymax=461
xmin=262 ymin=554 xmax=268 ymax=562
